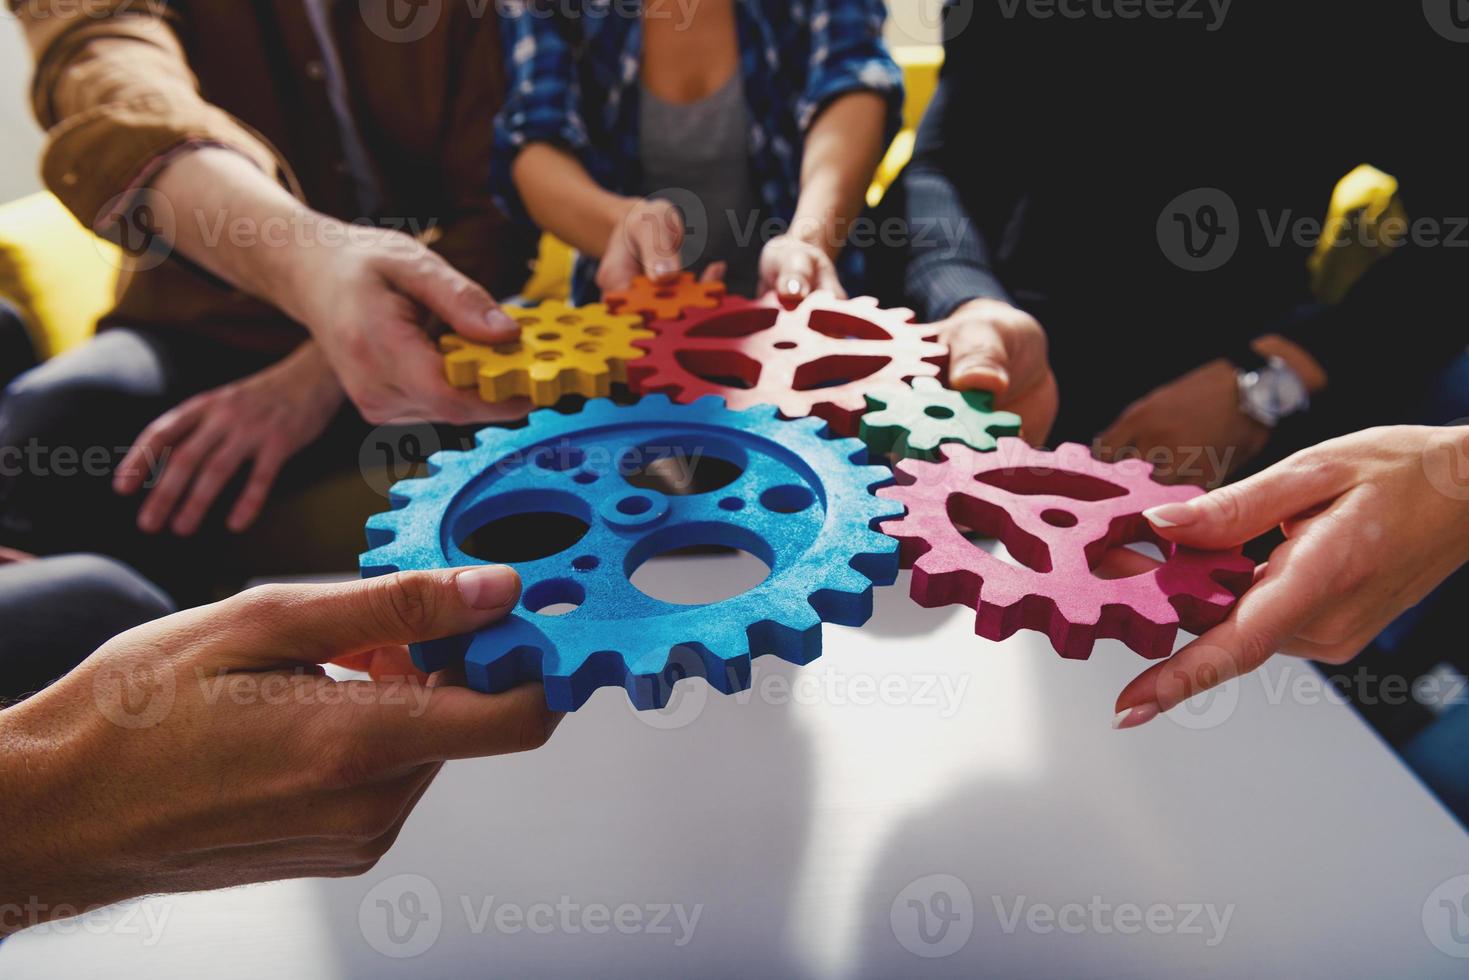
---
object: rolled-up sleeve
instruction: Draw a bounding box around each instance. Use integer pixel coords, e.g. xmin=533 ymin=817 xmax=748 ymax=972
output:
xmin=797 ymin=0 xmax=904 ymax=140
xmin=491 ymin=1 xmax=594 ymax=225
xmin=11 ymin=0 xmax=286 ymax=233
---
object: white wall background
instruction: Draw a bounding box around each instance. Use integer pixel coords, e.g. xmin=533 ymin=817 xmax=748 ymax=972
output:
xmin=0 ymin=19 xmax=44 ymax=202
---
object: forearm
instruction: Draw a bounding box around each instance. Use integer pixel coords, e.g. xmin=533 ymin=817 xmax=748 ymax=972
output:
xmin=17 ymin=7 xmax=284 ymax=237
xmin=511 ymin=144 xmax=634 ymax=259
xmin=147 ymin=148 xmax=340 ymax=328
xmin=0 ymin=702 xmax=129 ymax=931
xmin=791 ymin=91 xmax=890 ymax=259
xmin=894 ymin=71 xmax=1012 ymax=321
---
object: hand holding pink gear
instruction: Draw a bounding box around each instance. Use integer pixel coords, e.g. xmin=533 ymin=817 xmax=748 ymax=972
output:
xmin=626 ymin=292 xmax=946 ymax=436
xmin=878 ymin=440 xmax=1255 ymax=660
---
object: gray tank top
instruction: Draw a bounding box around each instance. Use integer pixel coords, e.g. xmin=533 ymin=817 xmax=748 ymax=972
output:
xmin=640 ymin=73 xmax=765 ymax=297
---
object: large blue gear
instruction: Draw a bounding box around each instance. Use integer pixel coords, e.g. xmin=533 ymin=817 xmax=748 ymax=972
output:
xmin=360 ymin=395 xmax=903 ymax=711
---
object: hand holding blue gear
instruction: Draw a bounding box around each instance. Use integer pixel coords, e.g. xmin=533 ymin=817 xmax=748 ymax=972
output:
xmin=361 ymin=396 xmax=903 ymax=711
xmin=860 ymin=377 xmax=1023 ymax=461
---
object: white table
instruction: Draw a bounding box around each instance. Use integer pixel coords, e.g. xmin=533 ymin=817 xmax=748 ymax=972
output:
xmin=6 ymin=560 xmax=1469 ymax=978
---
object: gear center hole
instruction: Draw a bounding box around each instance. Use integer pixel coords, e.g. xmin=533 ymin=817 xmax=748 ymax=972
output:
xmin=622 ymin=440 xmax=745 ymax=496
xmin=924 ymin=405 xmax=956 ymax=420
xmin=1041 ymin=509 xmax=1078 ymax=528
xmin=630 ymin=546 xmax=772 ymax=607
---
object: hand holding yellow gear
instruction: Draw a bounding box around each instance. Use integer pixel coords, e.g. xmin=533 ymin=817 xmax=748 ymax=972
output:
xmin=442 ymin=301 xmax=653 ymax=406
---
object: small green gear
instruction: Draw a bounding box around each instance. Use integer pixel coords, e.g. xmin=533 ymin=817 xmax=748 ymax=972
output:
xmin=860 ymin=377 xmax=1023 ymax=461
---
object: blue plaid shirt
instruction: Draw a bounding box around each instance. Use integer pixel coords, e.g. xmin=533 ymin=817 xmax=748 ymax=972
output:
xmin=493 ymin=0 xmax=904 ymax=295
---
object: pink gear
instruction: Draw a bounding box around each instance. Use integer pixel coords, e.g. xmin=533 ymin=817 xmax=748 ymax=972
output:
xmin=626 ymin=292 xmax=946 ymax=436
xmin=878 ymin=440 xmax=1255 ymax=660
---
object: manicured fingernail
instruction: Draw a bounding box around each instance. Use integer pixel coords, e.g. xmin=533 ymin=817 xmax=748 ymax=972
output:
xmin=457 ymin=565 xmax=520 ymax=609
xmin=1113 ymin=703 xmax=1160 ymax=730
xmin=1144 ymin=503 xmax=1196 ymax=529
xmin=487 ymin=309 xmax=518 ymax=334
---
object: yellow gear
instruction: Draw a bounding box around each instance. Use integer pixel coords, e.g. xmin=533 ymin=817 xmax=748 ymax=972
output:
xmin=442 ymin=300 xmax=653 ymax=406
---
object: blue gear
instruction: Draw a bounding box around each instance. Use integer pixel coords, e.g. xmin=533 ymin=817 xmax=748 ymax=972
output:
xmin=360 ymin=395 xmax=903 ymax=711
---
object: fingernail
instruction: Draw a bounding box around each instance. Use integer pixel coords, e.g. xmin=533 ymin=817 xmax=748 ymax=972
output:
xmin=457 ymin=565 xmax=520 ymax=609
xmin=1144 ymin=503 xmax=1196 ymax=529
xmin=953 ymin=358 xmax=1007 ymax=388
xmin=784 ymin=278 xmax=805 ymax=297
xmin=486 ymin=309 xmax=518 ymax=334
xmin=651 ymin=261 xmax=677 ymax=280
xmin=1112 ymin=703 xmax=1160 ymax=730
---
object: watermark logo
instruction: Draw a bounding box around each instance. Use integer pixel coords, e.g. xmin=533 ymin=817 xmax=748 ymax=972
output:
xmin=890 ymin=0 xmax=974 ymax=44
xmin=996 ymin=0 xmax=1231 ymax=31
xmin=994 ymin=895 xmax=1233 ymax=946
xmin=93 ymin=662 xmax=176 ymax=730
xmin=891 ymin=874 xmax=975 ymax=959
xmin=1423 ymin=874 xmax=1469 ymax=958
xmin=1423 ymin=421 xmax=1469 ymax=503
xmin=361 ymin=0 xmax=443 ymax=43
xmin=1161 ymin=648 xmax=1241 ymax=731
xmin=1158 ymin=187 xmax=1239 ymax=272
xmin=359 ymin=873 xmax=444 ymax=959
xmin=359 ymin=419 xmax=443 ymax=497
xmin=95 ymin=187 xmax=176 ymax=273
xmin=630 ymin=649 xmax=713 ymax=731
xmin=1423 ymin=0 xmax=1469 ymax=42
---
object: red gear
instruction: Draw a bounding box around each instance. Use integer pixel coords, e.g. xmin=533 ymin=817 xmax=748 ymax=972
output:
xmin=627 ymin=292 xmax=946 ymax=436
xmin=878 ymin=440 xmax=1255 ymax=660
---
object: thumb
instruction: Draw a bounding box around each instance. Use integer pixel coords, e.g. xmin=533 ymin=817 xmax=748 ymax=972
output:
xmin=383 ymin=253 xmax=519 ymax=344
xmin=776 ymin=250 xmax=819 ymax=305
xmin=1142 ymin=453 xmax=1349 ymax=550
xmin=947 ymin=321 xmax=1011 ymax=395
xmin=632 ymin=203 xmax=684 ymax=283
xmin=228 ymin=566 xmax=522 ymax=666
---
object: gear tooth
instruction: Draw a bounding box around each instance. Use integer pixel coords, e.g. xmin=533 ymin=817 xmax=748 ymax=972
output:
xmin=358 ymin=546 xmax=402 ymax=578
xmin=688 ymin=393 xmax=728 ymax=414
xmin=748 ymin=613 xmax=823 ymax=667
xmin=364 ymin=511 xmax=401 ymax=544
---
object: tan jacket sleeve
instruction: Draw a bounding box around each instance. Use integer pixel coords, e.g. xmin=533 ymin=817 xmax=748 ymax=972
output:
xmin=11 ymin=0 xmax=288 ymax=231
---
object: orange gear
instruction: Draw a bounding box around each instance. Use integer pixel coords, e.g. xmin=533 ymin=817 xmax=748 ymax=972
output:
xmin=441 ymin=301 xmax=652 ymax=406
xmin=603 ymin=273 xmax=727 ymax=322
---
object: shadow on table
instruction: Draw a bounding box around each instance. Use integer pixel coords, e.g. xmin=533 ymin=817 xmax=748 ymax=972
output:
xmin=306 ymin=651 xmax=821 ymax=979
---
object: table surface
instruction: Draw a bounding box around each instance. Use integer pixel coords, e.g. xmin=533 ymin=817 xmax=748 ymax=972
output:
xmin=6 ymin=557 xmax=1469 ymax=979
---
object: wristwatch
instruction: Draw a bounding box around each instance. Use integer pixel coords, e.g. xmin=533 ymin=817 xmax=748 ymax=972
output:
xmin=1232 ymin=349 xmax=1310 ymax=429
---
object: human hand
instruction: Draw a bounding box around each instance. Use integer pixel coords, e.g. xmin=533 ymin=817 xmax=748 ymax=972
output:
xmin=283 ymin=226 xmax=531 ymax=426
xmin=596 ymin=198 xmax=689 ymax=295
xmin=936 ymin=298 xmax=1058 ymax=445
xmin=113 ymin=343 xmax=343 ymax=536
xmin=758 ymin=234 xmax=844 ymax=305
xmin=0 ymin=565 xmax=559 ymax=928
xmin=1096 ymin=359 xmax=1268 ymax=487
xmin=1112 ymin=426 xmax=1469 ymax=729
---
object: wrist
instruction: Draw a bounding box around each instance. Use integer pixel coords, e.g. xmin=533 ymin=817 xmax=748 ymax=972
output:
xmin=0 ymin=702 xmax=130 ymax=926
xmin=256 ymin=211 xmax=351 ymax=327
xmin=786 ymin=208 xmax=843 ymax=261
xmin=285 ymin=342 xmax=346 ymax=408
xmin=1252 ymin=334 xmax=1329 ymax=395
xmin=951 ymin=297 xmax=1018 ymax=321
xmin=598 ymin=196 xmax=643 ymax=258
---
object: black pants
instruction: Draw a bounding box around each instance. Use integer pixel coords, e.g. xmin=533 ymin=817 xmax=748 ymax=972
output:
xmin=0 ymin=554 xmax=175 ymax=703
xmin=0 ymin=326 xmax=370 ymax=604
xmin=0 ymin=300 xmax=37 ymax=390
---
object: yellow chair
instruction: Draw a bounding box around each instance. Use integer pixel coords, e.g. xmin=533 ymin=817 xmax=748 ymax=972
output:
xmin=0 ymin=192 xmax=120 ymax=360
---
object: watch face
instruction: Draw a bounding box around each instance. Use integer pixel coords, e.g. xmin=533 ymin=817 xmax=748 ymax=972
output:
xmin=1251 ymin=365 xmax=1309 ymax=421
